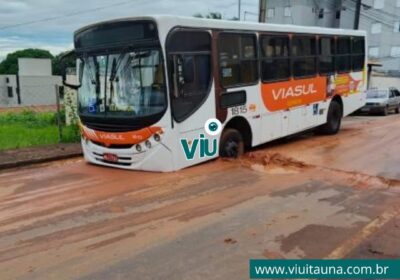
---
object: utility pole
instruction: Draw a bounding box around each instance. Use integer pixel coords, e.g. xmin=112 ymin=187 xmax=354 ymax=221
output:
xmin=353 ymin=0 xmax=361 ymax=29
xmin=259 ymin=0 xmax=267 ymax=23
xmin=238 ymin=0 xmax=241 ymax=20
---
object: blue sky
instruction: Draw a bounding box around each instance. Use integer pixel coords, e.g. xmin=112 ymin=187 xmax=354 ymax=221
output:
xmin=0 ymin=0 xmax=258 ymax=61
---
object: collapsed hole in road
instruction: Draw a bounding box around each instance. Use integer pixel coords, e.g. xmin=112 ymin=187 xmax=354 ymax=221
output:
xmin=235 ymin=152 xmax=313 ymax=174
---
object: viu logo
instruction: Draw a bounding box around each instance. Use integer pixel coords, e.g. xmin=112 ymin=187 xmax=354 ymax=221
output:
xmin=180 ymin=119 xmax=222 ymax=160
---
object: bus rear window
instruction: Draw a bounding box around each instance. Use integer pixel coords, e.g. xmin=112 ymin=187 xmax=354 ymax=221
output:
xmin=218 ymin=33 xmax=258 ymax=87
xmin=292 ymin=36 xmax=317 ymax=78
xmin=260 ymin=35 xmax=290 ymax=82
xmin=352 ymin=37 xmax=365 ymax=71
xmin=336 ymin=37 xmax=351 ymax=73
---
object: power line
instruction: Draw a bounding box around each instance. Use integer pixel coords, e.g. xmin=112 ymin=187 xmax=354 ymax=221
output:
xmin=0 ymin=0 xmax=138 ymax=30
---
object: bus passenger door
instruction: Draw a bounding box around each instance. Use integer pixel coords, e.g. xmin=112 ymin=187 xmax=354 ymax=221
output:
xmin=166 ymin=30 xmax=216 ymax=170
xmin=283 ymin=106 xmax=308 ymax=136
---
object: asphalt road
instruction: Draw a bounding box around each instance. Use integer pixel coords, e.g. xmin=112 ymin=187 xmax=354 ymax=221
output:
xmin=0 ymin=114 xmax=400 ymax=280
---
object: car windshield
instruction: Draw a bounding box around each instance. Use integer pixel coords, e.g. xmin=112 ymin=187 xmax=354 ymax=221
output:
xmin=78 ymin=49 xmax=166 ymax=117
xmin=366 ymin=90 xmax=388 ymax=99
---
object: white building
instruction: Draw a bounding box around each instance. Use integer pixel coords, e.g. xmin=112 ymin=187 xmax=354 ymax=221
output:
xmin=264 ymin=0 xmax=400 ymax=74
xmin=0 ymin=58 xmax=62 ymax=108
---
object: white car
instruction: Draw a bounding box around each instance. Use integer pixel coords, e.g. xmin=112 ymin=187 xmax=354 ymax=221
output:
xmin=361 ymin=88 xmax=400 ymax=115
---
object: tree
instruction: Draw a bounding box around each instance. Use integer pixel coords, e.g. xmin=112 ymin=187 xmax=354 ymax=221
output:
xmin=0 ymin=49 xmax=54 ymax=75
xmin=193 ymin=12 xmax=223 ymax=19
xmin=52 ymin=51 xmax=76 ymax=76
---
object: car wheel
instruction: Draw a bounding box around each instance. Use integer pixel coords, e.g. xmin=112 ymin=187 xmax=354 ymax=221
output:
xmin=395 ymin=105 xmax=400 ymax=114
xmin=382 ymin=106 xmax=389 ymax=116
xmin=219 ymin=128 xmax=244 ymax=158
xmin=317 ymin=100 xmax=342 ymax=135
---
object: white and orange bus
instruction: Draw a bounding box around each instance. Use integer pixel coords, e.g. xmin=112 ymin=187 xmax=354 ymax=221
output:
xmin=62 ymin=16 xmax=367 ymax=172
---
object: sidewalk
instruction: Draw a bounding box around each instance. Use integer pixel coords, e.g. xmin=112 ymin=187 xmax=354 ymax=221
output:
xmin=0 ymin=143 xmax=82 ymax=170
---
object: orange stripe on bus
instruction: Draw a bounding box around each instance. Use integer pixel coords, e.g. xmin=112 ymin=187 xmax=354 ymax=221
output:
xmin=261 ymin=77 xmax=327 ymax=112
xmin=80 ymin=124 xmax=162 ymax=146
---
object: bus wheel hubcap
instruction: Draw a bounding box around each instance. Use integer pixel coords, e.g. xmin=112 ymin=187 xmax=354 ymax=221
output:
xmin=225 ymin=140 xmax=238 ymax=157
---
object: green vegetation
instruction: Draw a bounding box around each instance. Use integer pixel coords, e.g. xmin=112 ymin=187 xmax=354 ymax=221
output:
xmin=193 ymin=12 xmax=223 ymax=19
xmin=193 ymin=12 xmax=238 ymax=20
xmin=0 ymin=48 xmax=75 ymax=75
xmin=0 ymin=49 xmax=53 ymax=74
xmin=0 ymin=110 xmax=80 ymax=150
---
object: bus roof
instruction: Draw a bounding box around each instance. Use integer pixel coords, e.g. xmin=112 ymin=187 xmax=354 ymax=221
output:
xmin=75 ymin=15 xmax=367 ymax=37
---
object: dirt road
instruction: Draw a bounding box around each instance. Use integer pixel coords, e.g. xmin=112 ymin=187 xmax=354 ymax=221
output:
xmin=1 ymin=115 xmax=400 ymax=280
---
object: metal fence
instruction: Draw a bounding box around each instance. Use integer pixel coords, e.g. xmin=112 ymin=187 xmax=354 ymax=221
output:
xmin=0 ymin=84 xmax=80 ymax=150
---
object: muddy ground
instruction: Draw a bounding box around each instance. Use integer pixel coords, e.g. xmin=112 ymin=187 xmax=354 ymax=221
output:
xmin=0 ymin=115 xmax=399 ymax=280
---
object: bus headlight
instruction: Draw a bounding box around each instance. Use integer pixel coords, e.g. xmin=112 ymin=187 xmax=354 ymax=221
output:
xmin=145 ymin=140 xmax=152 ymax=149
xmin=153 ymin=133 xmax=161 ymax=142
xmin=136 ymin=144 xmax=142 ymax=152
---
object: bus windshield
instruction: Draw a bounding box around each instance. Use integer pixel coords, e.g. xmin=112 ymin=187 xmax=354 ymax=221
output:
xmin=78 ymin=49 xmax=166 ymax=118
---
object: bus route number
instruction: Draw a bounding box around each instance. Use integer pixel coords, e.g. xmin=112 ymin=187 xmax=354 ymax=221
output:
xmin=231 ymin=105 xmax=247 ymax=116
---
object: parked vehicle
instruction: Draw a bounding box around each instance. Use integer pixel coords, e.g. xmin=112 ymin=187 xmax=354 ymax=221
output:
xmin=361 ymin=88 xmax=400 ymax=115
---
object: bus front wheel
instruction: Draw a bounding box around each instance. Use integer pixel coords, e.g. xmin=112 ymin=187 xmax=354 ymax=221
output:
xmin=219 ymin=128 xmax=244 ymax=158
xmin=317 ymin=100 xmax=342 ymax=135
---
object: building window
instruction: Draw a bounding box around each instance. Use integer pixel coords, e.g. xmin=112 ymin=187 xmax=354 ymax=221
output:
xmin=292 ymin=36 xmax=317 ymax=78
xmin=6 ymin=77 xmax=9 ymax=83
xmin=394 ymin=22 xmax=400 ymax=32
xmin=373 ymin=0 xmax=385 ymax=9
xmin=336 ymin=37 xmax=351 ymax=73
xmin=218 ymin=33 xmax=258 ymax=87
xmin=371 ymin=22 xmax=382 ymax=34
xmin=336 ymin=10 xmax=341 ymax=19
xmin=284 ymin=6 xmax=292 ymax=17
xmin=267 ymin=8 xmax=275 ymax=18
xmin=352 ymin=37 xmax=365 ymax=71
xmin=7 ymin=86 xmax=13 ymax=98
xmin=167 ymin=30 xmax=212 ymax=122
xmin=390 ymin=47 xmax=400 ymax=57
xmin=318 ymin=8 xmax=324 ymax=19
xmin=319 ymin=37 xmax=335 ymax=75
xmin=260 ymin=35 xmax=290 ymax=82
xmin=368 ymin=47 xmax=380 ymax=58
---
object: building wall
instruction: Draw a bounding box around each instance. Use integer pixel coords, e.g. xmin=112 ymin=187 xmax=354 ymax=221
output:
xmin=265 ymin=0 xmax=342 ymax=27
xmin=0 ymin=75 xmax=18 ymax=107
xmin=0 ymin=75 xmax=62 ymax=108
xmin=265 ymin=0 xmax=400 ymax=72
xmin=1 ymin=58 xmax=62 ymax=108
xmin=369 ymin=74 xmax=400 ymax=89
xmin=18 ymin=58 xmax=52 ymax=76
xmin=19 ymin=76 xmax=62 ymax=106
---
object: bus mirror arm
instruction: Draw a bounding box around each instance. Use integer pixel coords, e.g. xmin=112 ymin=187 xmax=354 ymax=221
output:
xmin=60 ymin=50 xmax=82 ymax=90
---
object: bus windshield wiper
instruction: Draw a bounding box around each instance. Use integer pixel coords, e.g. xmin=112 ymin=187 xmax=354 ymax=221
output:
xmin=109 ymin=52 xmax=127 ymax=83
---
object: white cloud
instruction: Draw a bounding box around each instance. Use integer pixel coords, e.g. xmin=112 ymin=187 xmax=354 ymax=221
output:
xmin=0 ymin=37 xmax=72 ymax=61
xmin=0 ymin=0 xmax=258 ymax=61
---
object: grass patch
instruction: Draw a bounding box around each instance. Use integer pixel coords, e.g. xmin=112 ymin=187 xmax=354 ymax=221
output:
xmin=0 ymin=110 xmax=80 ymax=150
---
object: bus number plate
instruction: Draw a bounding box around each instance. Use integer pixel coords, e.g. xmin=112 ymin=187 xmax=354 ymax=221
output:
xmin=231 ymin=105 xmax=247 ymax=116
xmin=103 ymin=153 xmax=118 ymax=162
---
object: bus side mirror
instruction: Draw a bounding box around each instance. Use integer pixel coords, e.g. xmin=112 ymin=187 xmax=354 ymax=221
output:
xmin=60 ymin=50 xmax=82 ymax=90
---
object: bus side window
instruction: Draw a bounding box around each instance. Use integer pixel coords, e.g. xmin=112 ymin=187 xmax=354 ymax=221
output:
xmin=166 ymin=30 xmax=212 ymax=122
xmin=352 ymin=37 xmax=365 ymax=71
xmin=218 ymin=33 xmax=258 ymax=87
xmin=292 ymin=36 xmax=317 ymax=78
xmin=336 ymin=37 xmax=351 ymax=73
xmin=319 ymin=37 xmax=335 ymax=75
xmin=260 ymin=35 xmax=290 ymax=82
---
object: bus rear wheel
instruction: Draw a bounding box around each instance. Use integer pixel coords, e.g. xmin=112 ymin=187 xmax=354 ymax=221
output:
xmin=219 ymin=128 xmax=244 ymax=158
xmin=317 ymin=100 xmax=342 ymax=135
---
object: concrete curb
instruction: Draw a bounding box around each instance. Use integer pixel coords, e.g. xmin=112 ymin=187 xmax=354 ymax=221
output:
xmin=0 ymin=152 xmax=83 ymax=170
xmin=0 ymin=143 xmax=83 ymax=171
